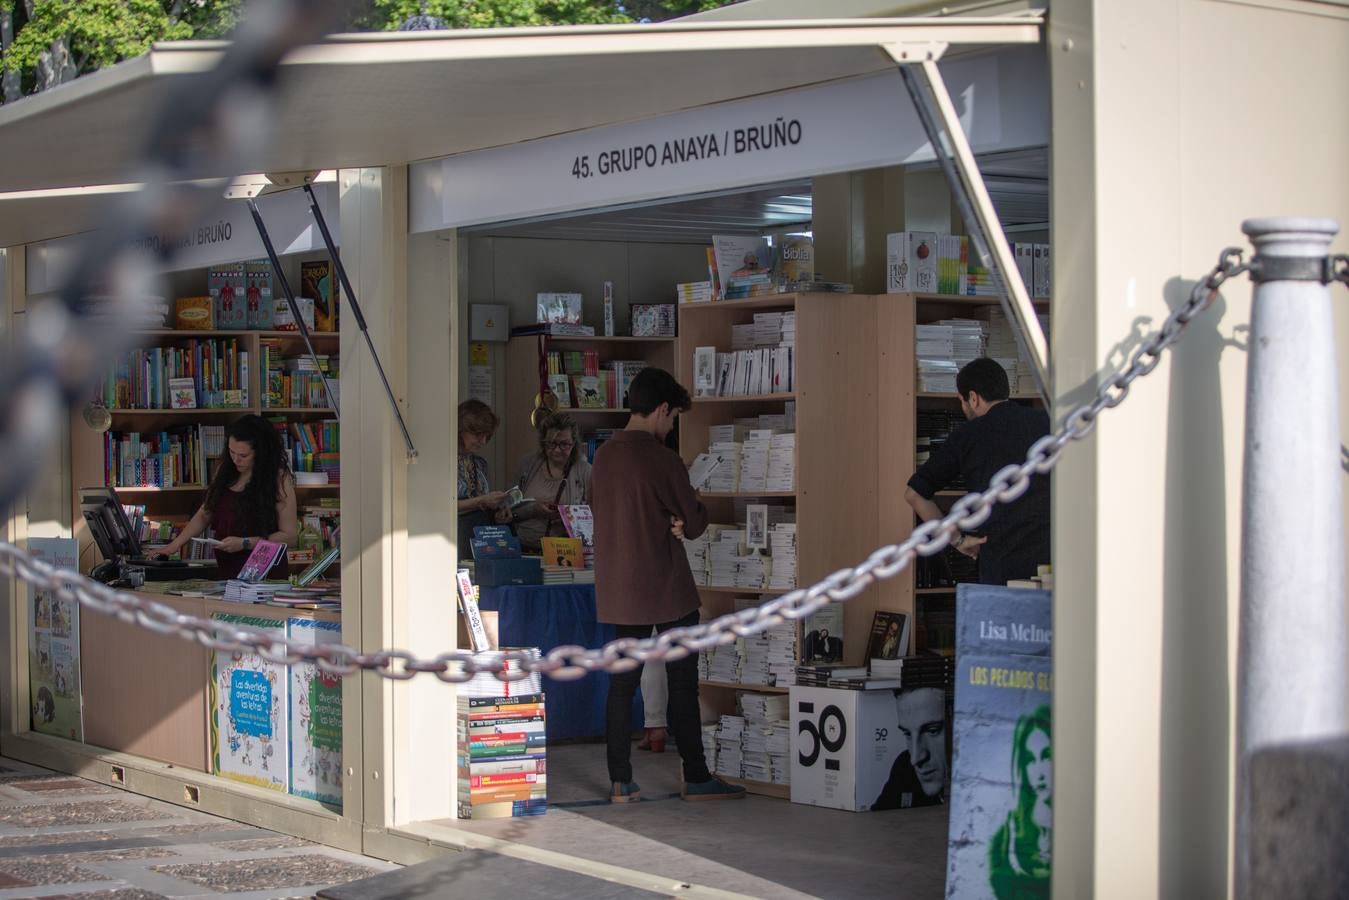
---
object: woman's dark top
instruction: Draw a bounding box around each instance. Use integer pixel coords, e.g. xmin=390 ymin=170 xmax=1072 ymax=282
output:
xmin=210 ymin=487 xmax=289 ymax=580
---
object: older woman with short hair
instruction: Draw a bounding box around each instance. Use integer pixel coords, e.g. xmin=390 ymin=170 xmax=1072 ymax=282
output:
xmin=511 ymin=412 xmax=592 ymax=552
xmin=458 ymin=399 xmax=509 ymax=549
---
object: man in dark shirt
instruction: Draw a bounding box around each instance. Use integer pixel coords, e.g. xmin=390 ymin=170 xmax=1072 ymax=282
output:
xmin=591 ymin=367 xmax=745 ymax=804
xmin=905 ymin=357 xmax=1050 ymax=585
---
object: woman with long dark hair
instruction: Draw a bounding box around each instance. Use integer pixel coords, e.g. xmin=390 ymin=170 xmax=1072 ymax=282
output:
xmin=152 ymin=414 xmax=297 ymax=580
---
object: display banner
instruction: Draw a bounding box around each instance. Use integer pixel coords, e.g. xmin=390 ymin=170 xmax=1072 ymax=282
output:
xmin=27 ymin=537 xmax=82 ymax=741
xmin=946 ymin=585 xmax=1052 ymax=899
xmin=410 ymin=48 xmax=1046 ymax=233
xmin=288 ymin=617 xmax=343 ymax=808
xmin=211 ymin=613 xmax=289 ymax=792
xmin=25 ymin=181 xmax=340 ymax=293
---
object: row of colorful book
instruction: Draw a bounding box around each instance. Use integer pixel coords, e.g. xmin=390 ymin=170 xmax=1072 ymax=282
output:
xmin=261 ymin=341 xmax=338 ymax=409
xmin=98 ymin=339 xmax=249 ymax=410
xmin=888 ymin=232 xmax=1052 ymax=298
xmin=457 ymin=692 xmax=547 ymax=819
xmin=104 ymin=427 xmax=209 ymax=488
xmin=270 ymin=419 xmax=340 ymax=484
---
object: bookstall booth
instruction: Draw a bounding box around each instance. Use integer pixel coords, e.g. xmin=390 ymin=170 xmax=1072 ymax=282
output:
xmin=0 ymin=3 xmax=1345 ymax=896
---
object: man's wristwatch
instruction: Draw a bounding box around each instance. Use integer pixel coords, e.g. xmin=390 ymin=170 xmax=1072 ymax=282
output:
xmin=953 ymin=534 xmax=966 ymax=550
xmin=241 ymin=538 xmax=253 ymax=551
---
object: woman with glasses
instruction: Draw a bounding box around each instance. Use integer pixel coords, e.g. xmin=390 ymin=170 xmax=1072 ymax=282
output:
xmin=510 ymin=411 xmax=592 ymax=553
xmin=458 ymin=400 xmax=510 ymax=550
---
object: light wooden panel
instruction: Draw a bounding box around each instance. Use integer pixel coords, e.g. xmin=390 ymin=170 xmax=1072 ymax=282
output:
xmin=81 ymin=594 xmax=211 ymax=771
xmin=795 ymin=293 xmax=881 ymax=668
xmin=875 ymin=294 xmax=918 ymax=653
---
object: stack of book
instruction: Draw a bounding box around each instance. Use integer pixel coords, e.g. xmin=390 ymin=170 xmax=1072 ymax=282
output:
xmin=261 ymin=341 xmax=338 ymax=409
xmin=273 ymin=420 xmax=340 ymax=485
xmin=705 ymin=442 xmax=741 ymax=492
xmin=898 ymin=653 xmax=957 ymax=700
xmin=462 ymin=648 xmax=544 ymax=699
xmin=737 ymin=430 xmax=771 ymax=493
xmin=702 ymin=642 xmax=742 ymax=685
xmin=985 ymin=307 xmax=1049 ymax=396
xmin=683 ymin=531 xmax=711 ymax=585
xmin=794 ymin=665 xmax=900 ymax=690
xmin=915 ymin=319 xmax=987 ymax=392
xmin=222 ymin=580 xmax=282 ymax=603
xmin=713 ymin=715 xmax=745 ymax=778
xmin=701 ymin=724 xmax=720 ymax=773
xmin=766 ymin=524 xmax=798 ymax=590
xmin=739 ymin=692 xmax=789 ymax=785
xmin=78 ymin=293 xmax=170 ymax=329
xmin=676 ymin=280 xmax=713 ymax=304
xmin=708 ymin=529 xmax=747 ymax=588
xmin=456 ymin=693 xmax=547 ymax=819
xmin=870 ymin=656 xmax=904 ymax=681
xmin=766 ymin=433 xmax=795 ymax=491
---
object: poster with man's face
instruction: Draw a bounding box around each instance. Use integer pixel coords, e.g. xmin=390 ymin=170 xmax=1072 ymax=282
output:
xmin=870 ymin=686 xmax=949 ymax=810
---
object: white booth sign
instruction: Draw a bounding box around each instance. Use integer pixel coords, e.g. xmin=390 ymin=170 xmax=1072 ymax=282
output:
xmin=24 ymin=182 xmax=340 ymax=295
xmin=410 ymin=49 xmax=1046 ymax=233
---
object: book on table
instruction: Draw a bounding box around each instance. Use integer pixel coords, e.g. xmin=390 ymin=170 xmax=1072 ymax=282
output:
xmin=236 ymin=539 xmax=286 ymax=583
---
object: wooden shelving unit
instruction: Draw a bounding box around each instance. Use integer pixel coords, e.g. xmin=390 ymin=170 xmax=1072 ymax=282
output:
xmin=70 ymin=308 xmax=342 ymax=573
xmin=502 ymin=333 xmax=677 ymax=471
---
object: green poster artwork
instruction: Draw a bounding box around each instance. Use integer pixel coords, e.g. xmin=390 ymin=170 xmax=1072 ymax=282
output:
xmin=28 ymin=538 xmax=82 ymax=742
xmin=308 ymin=673 xmax=342 ymax=752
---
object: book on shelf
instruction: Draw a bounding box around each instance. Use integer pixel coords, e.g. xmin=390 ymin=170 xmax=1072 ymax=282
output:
xmin=777 ymin=234 xmax=814 ymax=284
xmin=865 ymin=610 xmax=911 ymax=663
xmin=100 ymin=338 xmax=249 ymax=410
xmin=456 ymin=569 xmax=492 ymax=653
xmin=471 ymin=525 xmax=522 ymax=560
xmin=104 ymin=426 xmax=208 ymax=488
xmin=175 ymin=296 xmax=213 ymax=330
xmin=236 ymin=539 xmax=287 ymax=583
xmin=209 ymin=263 xmax=248 ymax=331
xmin=802 ymin=604 xmax=844 ymax=664
xmin=547 ymin=374 xmax=572 ymax=408
xmin=705 ymin=247 xmax=723 ymax=302
xmin=535 ymin=292 xmax=583 ymax=325
xmin=456 ymin=690 xmax=547 ymax=819
xmin=631 ymin=302 xmax=677 ymax=336
xmin=511 ymin=322 xmax=596 ymax=337
xmin=574 ymin=375 xmax=607 ymax=409
xmin=169 ymin=377 xmax=197 ymax=409
xmin=300 ymin=259 xmax=340 ymax=333
xmin=558 ymin=505 xmax=594 ymax=567
xmin=712 ymin=235 xmax=773 ymax=295
xmin=245 ymin=259 xmax=274 ymax=330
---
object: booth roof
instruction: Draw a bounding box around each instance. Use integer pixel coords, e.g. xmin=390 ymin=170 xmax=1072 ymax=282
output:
xmin=0 ymin=18 xmax=1039 ymax=202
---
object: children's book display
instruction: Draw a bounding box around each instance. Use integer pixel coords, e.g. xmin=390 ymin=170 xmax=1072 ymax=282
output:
xmin=287 ymin=617 xmax=343 ymax=808
xmin=211 ymin=613 xmax=288 ymax=792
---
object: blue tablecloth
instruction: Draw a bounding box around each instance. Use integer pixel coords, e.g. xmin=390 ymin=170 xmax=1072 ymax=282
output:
xmin=478 ymin=584 xmax=642 ymax=742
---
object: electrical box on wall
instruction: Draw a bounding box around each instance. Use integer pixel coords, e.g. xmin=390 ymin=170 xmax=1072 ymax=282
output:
xmin=470 ymin=304 xmax=510 ymax=342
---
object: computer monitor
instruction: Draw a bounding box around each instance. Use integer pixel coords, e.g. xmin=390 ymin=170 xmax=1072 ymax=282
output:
xmin=79 ymin=486 xmax=142 ymax=563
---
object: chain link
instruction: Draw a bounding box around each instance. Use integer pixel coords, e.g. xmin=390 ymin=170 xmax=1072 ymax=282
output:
xmin=0 ymin=249 xmax=1250 ymax=683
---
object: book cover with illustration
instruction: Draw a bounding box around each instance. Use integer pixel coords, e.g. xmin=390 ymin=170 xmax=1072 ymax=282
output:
xmin=210 ymin=613 xmax=288 ymax=792
xmin=866 ymin=610 xmax=911 ymax=661
xmin=245 ymin=260 xmax=275 ymax=330
xmin=175 ymin=295 xmax=214 ymax=330
xmin=288 ymin=617 xmax=342 ymax=807
xmin=210 ymin=264 xmax=248 ymax=330
xmin=301 ymin=259 xmax=339 ymax=333
xmin=236 ymin=539 xmax=286 ymax=583
xmin=946 ymin=585 xmax=1052 ymax=900
xmin=712 ymin=235 xmax=773 ymax=290
xmin=540 ymin=537 xmax=583 ymax=569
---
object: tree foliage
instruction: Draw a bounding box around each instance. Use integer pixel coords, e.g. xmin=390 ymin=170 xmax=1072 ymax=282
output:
xmin=0 ymin=0 xmax=739 ymax=103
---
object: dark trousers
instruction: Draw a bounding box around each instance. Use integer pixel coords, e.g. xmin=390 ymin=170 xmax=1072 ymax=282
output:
xmin=606 ymin=610 xmax=710 ymax=785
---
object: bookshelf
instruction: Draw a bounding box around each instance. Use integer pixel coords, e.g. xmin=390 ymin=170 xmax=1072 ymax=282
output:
xmin=502 ymin=334 xmax=677 ymax=471
xmin=678 ymin=292 xmax=910 ymax=797
xmin=907 ymin=292 xmax=1051 ymax=654
xmin=69 ymin=289 xmax=342 ymax=574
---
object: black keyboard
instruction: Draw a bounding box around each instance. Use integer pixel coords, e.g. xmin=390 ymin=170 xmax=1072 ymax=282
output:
xmin=129 ymin=557 xmax=187 ymax=568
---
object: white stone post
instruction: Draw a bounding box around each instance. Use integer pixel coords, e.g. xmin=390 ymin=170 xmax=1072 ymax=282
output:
xmin=1236 ymin=217 xmax=1346 ymax=898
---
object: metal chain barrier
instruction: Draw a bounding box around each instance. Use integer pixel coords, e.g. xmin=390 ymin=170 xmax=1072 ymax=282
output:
xmin=0 ymin=248 xmax=1252 ymax=684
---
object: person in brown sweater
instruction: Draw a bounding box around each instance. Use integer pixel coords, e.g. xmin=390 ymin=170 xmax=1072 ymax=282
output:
xmin=591 ymin=367 xmax=746 ymax=804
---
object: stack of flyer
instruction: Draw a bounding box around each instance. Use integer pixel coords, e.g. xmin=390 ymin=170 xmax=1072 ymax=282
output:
xmin=456 ymin=693 xmax=547 ymax=819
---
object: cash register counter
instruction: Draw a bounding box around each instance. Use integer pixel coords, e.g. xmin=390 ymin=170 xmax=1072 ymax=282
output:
xmin=80 ymin=588 xmax=339 ymax=773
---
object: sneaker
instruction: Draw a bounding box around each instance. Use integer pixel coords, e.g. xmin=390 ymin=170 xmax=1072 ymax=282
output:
xmin=681 ymin=777 xmax=747 ymax=801
xmin=610 ymin=781 xmax=641 ymax=804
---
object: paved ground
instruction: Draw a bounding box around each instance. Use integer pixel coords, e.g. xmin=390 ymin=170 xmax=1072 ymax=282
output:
xmin=0 ymin=757 xmax=398 ymax=899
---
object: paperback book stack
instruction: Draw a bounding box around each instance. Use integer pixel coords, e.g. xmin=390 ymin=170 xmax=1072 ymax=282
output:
xmin=739 ymin=692 xmax=790 ymax=786
xmin=707 ymin=529 xmax=747 ymax=588
xmin=984 ymin=307 xmax=1049 ymax=396
xmin=683 ymin=531 xmax=711 ymax=585
xmin=701 ymin=724 xmax=720 ymax=772
xmin=916 ymin=320 xmax=988 ymax=392
xmin=701 ymin=642 xmax=742 ymax=685
xmin=766 ymin=433 xmax=796 ymax=491
xmin=705 ymin=441 xmax=741 ymax=492
xmin=222 ymin=580 xmax=281 ymax=604
xmin=738 ymin=430 xmax=771 ymax=493
xmin=456 ymin=692 xmax=547 ymax=819
xmin=766 ymin=524 xmax=798 ymax=590
xmin=462 ymin=648 xmax=545 ymax=699
xmin=677 ymin=280 xmax=714 ymax=304
xmin=713 ymin=715 xmax=745 ymax=779
xmin=896 ymin=653 xmax=957 ymax=702
xmin=795 ymin=665 xmax=895 ymax=691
